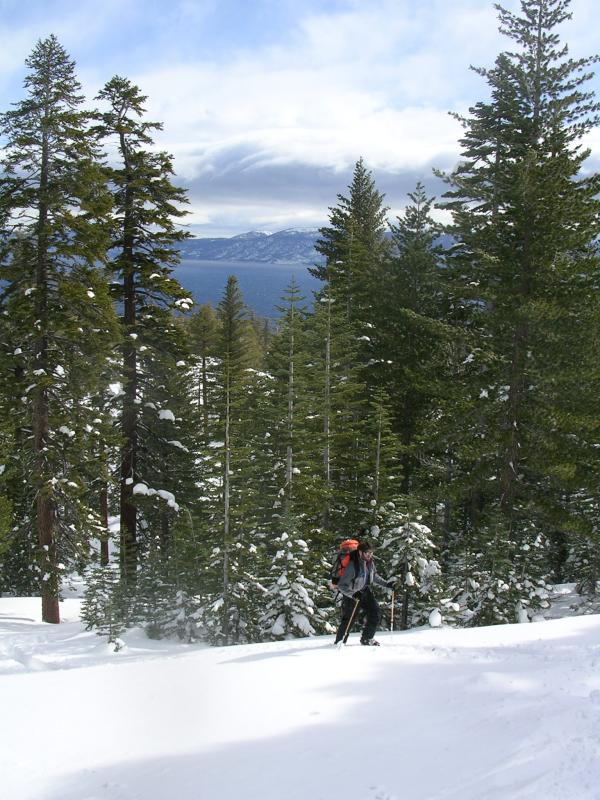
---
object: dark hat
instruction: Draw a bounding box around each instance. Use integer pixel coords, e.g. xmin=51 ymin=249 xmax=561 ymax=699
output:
xmin=358 ymin=540 xmax=373 ymax=553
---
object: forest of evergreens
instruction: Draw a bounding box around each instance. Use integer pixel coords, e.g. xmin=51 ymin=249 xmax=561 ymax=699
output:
xmin=1 ymin=0 xmax=599 ymax=644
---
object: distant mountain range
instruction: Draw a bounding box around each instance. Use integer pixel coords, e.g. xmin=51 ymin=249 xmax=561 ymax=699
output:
xmin=180 ymin=228 xmax=321 ymax=264
xmin=179 ymin=228 xmax=455 ymax=265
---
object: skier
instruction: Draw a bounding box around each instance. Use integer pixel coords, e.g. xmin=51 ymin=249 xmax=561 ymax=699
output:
xmin=334 ymin=540 xmax=395 ymax=646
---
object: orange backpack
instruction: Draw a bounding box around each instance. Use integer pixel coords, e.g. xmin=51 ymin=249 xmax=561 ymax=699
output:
xmin=330 ymin=539 xmax=360 ymax=586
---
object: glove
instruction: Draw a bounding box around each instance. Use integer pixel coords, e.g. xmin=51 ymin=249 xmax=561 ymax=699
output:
xmin=386 ymin=580 xmax=396 ymax=590
xmin=353 ymin=591 xmax=363 ymax=601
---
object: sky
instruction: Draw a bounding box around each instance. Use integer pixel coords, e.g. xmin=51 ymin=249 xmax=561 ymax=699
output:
xmin=1 ymin=0 xmax=599 ymax=237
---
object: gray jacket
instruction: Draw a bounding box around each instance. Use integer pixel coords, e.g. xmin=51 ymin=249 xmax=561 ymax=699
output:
xmin=337 ymin=554 xmax=390 ymax=598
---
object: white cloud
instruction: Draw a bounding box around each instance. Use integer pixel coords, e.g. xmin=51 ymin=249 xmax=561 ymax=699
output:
xmin=3 ymin=0 xmax=598 ymax=235
xmin=184 ymin=200 xmax=326 ymax=234
xmin=126 ymin=2 xmax=503 ymax=231
xmin=137 ymin=1 xmax=598 ymax=168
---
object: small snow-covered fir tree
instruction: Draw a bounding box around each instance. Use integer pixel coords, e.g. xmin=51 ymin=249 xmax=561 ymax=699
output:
xmin=260 ymin=519 xmax=322 ymax=639
xmin=448 ymin=520 xmax=551 ymax=626
xmin=569 ymin=530 xmax=600 ymax=598
xmin=375 ymin=501 xmax=449 ymax=627
xmin=198 ymin=540 xmax=267 ymax=645
xmin=134 ymin=536 xmax=177 ymax=639
xmin=159 ymin=589 xmax=204 ymax=642
xmin=81 ymin=562 xmax=126 ymax=647
xmin=157 ymin=510 xmax=206 ymax=642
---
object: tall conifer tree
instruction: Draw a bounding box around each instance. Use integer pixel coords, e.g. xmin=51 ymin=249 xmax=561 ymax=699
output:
xmin=310 ymin=160 xmax=391 ymax=531
xmin=0 ymin=36 xmax=118 ymax=622
xmin=95 ymin=76 xmax=192 ymax=588
xmin=208 ymin=275 xmax=262 ymax=643
xmin=437 ymin=0 xmax=600 ymax=619
xmin=312 ymin=157 xmax=388 ymax=334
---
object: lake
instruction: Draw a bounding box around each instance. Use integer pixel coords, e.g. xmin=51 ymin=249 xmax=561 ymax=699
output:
xmin=172 ymin=259 xmax=321 ymax=317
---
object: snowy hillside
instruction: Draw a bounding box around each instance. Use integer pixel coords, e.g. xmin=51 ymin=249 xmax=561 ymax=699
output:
xmin=2 ymin=592 xmax=600 ymax=800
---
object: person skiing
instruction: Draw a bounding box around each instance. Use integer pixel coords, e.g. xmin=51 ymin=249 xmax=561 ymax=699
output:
xmin=334 ymin=539 xmax=395 ymax=646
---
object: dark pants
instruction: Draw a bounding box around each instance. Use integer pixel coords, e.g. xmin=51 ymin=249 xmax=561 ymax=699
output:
xmin=335 ymin=587 xmax=381 ymax=643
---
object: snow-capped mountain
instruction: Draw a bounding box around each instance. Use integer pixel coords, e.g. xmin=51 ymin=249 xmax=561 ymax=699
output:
xmin=180 ymin=228 xmax=321 ymax=264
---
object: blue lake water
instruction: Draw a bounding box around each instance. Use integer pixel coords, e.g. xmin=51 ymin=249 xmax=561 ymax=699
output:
xmin=173 ymin=259 xmax=321 ymax=317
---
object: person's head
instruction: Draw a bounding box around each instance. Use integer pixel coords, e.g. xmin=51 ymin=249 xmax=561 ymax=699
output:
xmin=358 ymin=540 xmax=373 ymax=561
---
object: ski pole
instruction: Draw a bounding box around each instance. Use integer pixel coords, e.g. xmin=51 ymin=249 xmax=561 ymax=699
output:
xmin=390 ymin=590 xmax=395 ymax=632
xmin=341 ymin=596 xmax=361 ymax=644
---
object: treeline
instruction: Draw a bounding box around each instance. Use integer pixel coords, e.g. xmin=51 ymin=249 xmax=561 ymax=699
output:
xmin=1 ymin=0 xmax=599 ymax=644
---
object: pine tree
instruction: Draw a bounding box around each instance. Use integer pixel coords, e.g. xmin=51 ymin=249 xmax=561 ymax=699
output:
xmin=260 ymin=515 xmax=324 ymax=639
xmin=81 ymin=562 xmax=125 ymax=646
xmin=0 ymin=36 xmax=118 ymax=621
xmin=161 ymin=510 xmax=206 ymax=641
xmin=309 ymin=161 xmax=396 ymax=534
xmin=204 ymin=275 xmax=260 ymax=643
xmin=95 ymin=76 xmax=193 ymax=589
xmin=312 ymin=157 xmax=389 ymax=331
xmin=436 ymin=0 xmax=600 ymax=618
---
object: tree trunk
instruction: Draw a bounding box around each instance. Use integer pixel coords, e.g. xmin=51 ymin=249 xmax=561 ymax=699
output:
xmin=36 ymin=398 xmax=59 ymax=624
xmin=119 ymin=171 xmax=138 ymax=589
xmin=322 ymin=292 xmax=332 ymax=527
xmin=499 ymin=3 xmax=541 ymax=531
xmin=499 ymin=315 xmax=529 ymax=527
xmin=441 ymin=457 xmax=453 ymax=566
xmin=286 ymin=304 xmax=294 ymax=510
xmin=400 ymin=588 xmax=410 ymax=630
xmin=373 ymin=405 xmax=382 ymax=509
xmin=99 ymin=484 xmax=109 ymax=567
xmin=160 ymin=512 xmax=170 ymax=557
xmin=35 ymin=123 xmax=59 ymax=624
xmin=201 ymin=354 xmax=209 ymax=437
xmin=222 ymin=374 xmax=231 ymax=645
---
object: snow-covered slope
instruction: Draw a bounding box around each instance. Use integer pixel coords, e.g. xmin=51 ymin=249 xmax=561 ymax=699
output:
xmin=1 ymin=595 xmax=599 ymax=800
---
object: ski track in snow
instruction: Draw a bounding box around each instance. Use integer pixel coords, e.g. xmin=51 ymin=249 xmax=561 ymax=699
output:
xmin=1 ymin=596 xmax=600 ymax=800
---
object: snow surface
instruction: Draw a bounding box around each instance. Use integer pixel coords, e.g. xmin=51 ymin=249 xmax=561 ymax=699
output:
xmin=1 ymin=594 xmax=600 ymax=800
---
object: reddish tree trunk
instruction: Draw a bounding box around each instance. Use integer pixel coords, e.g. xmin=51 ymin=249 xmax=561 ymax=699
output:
xmin=35 ymin=127 xmax=59 ymax=624
xmin=119 ymin=170 xmax=138 ymax=588
xmin=100 ymin=485 xmax=109 ymax=567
